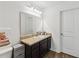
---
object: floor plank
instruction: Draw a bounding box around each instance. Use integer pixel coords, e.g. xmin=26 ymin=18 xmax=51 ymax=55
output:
xmin=43 ymin=50 xmax=77 ymax=58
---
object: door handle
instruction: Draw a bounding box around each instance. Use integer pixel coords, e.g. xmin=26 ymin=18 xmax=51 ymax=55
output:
xmin=61 ymin=33 xmax=63 ymax=36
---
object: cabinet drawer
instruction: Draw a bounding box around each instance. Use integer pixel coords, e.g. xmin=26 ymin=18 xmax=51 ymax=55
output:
xmin=14 ymin=47 xmax=25 ymax=53
xmin=13 ymin=46 xmax=25 ymax=57
xmin=13 ymin=47 xmax=25 ymax=57
xmin=14 ymin=50 xmax=25 ymax=57
xmin=14 ymin=46 xmax=25 ymax=51
xmin=15 ymin=54 xmax=25 ymax=58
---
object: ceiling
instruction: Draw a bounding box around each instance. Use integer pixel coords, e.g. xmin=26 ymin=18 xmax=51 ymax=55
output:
xmin=29 ymin=1 xmax=79 ymax=7
xmin=24 ymin=1 xmax=79 ymax=11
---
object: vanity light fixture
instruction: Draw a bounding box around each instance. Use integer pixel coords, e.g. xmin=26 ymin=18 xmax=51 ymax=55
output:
xmin=24 ymin=2 xmax=42 ymax=15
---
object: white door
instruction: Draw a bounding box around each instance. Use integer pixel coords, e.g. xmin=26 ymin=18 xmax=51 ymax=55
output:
xmin=61 ymin=9 xmax=79 ymax=57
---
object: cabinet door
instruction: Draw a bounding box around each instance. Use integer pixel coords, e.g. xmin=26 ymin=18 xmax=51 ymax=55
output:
xmin=40 ymin=39 xmax=47 ymax=57
xmin=25 ymin=45 xmax=31 ymax=58
xmin=47 ymin=37 xmax=51 ymax=51
xmin=32 ymin=43 xmax=39 ymax=58
xmin=32 ymin=48 xmax=39 ymax=58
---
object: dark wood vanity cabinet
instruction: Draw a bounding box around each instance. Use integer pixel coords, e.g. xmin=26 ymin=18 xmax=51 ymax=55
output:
xmin=47 ymin=37 xmax=51 ymax=51
xmin=24 ymin=36 xmax=51 ymax=58
xmin=25 ymin=43 xmax=39 ymax=58
xmin=31 ymin=43 xmax=39 ymax=58
xmin=25 ymin=45 xmax=31 ymax=58
xmin=39 ymin=39 xmax=48 ymax=57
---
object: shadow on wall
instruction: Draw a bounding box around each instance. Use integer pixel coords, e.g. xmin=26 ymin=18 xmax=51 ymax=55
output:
xmin=43 ymin=20 xmax=57 ymax=51
xmin=51 ymin=36 xmax=56 ymax=51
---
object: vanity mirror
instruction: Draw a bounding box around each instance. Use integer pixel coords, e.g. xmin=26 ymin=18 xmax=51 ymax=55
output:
xmin=20 ymin=11 xmax=43 ymax=38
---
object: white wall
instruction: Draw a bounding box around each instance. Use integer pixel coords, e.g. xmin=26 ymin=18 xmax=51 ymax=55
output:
xmin=0 ymin=1 xmax=39 ymax=45
xmin=43 ymin=2 xmax=79 ymax=52
xmin=0 ymin=1 xmax=42 ymax=46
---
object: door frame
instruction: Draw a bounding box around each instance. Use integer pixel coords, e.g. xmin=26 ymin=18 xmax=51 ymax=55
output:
xmin=60 ymin=7 xmax=79 ymax=53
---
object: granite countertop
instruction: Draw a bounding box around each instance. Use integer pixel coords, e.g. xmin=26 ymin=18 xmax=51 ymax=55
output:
xmin=21 ymin=35 xmax=51 ymax=46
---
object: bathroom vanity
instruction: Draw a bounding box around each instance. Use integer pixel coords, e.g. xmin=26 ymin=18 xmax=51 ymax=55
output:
xmin=21 ymin=34 xmax=51 ymax=58
xmin=20 ymin=11 xmax=51 ymax=58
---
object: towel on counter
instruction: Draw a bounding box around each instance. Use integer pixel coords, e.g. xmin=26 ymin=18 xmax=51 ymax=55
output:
xmin=0 ymin=32 xmax=10 ymax=47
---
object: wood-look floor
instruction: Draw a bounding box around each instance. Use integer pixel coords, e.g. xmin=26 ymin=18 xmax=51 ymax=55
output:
xmin=43 ymin=51 xmax=77 ymax=58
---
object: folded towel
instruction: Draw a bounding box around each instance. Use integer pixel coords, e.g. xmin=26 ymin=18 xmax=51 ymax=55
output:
xmin=0 ymin=41 xmax=10 ymax=47
xmin=0 ymin=32 xmax=10 ymax=47
xmin=0 ymin=32 xmax=7 ymax=40
xmin=0 ymin=40 xmax=9 ymax=43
